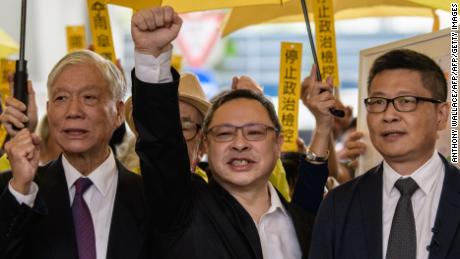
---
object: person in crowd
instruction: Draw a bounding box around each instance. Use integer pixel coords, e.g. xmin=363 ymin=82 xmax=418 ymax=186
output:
xmin=229 ymin=74 xmax=328 ymax=203
xmin=335 ymin=118 xmax=367 ymax=183
xmin=124 ymin=71 xmax=313 ymax=203
xmin=130 ymin=6 xmax=333 ymax=258
xmin=0 ymin=50 xmax=146 ymax=259
xmin=122 ymin=72 xmax=211 ymax=182
xmin=300 ymin=75 xmax=350 ymax=190
xmin=309 ymin=49 xmax=460 ymax=259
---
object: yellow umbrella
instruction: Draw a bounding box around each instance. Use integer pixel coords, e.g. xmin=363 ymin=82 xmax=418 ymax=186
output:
xmin=406 ymin=0 xmax=451 ymax=10
xmin=105 ymin=0 xmax=290 ymax=13
xmin=0 ymin=29 xmax=19 ymax=58
xmin=222 ymin=0 xmax=450 ymax=37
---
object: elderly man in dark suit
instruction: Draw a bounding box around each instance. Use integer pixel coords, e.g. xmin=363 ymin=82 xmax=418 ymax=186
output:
xmin=130 ymin=6 xmax=334 ymax=259
xmin=309 ymin=49 xmax=460 ymax=259
xmin=0 ymin=50 xmax=146 ymax=259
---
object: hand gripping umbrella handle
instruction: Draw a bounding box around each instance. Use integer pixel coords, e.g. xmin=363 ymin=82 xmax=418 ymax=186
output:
xmin=300 ymin=0 xmax=344 ymax=118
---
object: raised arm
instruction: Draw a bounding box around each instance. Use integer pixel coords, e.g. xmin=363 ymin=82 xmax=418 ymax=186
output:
xmin=130 ymin=6 xmax=193 ymax=231
xmin=292 ymin=65 xmax=336 ymax=214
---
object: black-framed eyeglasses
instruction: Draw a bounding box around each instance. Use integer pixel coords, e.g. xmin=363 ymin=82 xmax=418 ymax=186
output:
xmin=364 ymin=96 xmax=443 ymax=113
xmin=181 ymin=120 xmax=202 ymax=141
xmin=206 ymin=123 xmax=279 ymax=142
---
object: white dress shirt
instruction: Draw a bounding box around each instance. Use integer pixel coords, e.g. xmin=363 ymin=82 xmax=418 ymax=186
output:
xmin=255 ymin=183 xmax=302 ymax=259
xmin=9 ymin=151 xmax=119 ymax=259
xmin=135 ymin=50 xmax=172 ymax=83
xmin=382 ymin=151 xmax=444 ymax=259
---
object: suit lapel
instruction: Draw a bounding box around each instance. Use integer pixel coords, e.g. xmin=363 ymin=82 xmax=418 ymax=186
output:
xmin=106 ymin=162 xmax=145 ymax=259
xmin=208 ymin=180 xmax=263 ymax=259
xmin=358 ymin=165 xmax=383 ymax=259
xmin=428 ymin=157 xmax=460 ymax=259
xmin=38 ymin=157 xmax=78 ymax=259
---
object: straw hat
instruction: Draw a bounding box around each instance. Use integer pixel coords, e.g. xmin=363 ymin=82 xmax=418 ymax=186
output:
xmin=178 ymin=73 xmax=210 ymax=118
xmin=125 ymin=72 xmax=211 ymax=135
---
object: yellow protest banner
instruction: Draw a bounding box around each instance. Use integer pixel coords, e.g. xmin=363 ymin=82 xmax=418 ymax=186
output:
xmin=278 ymin=42 xmax=302 ymax=152
xmin=313 ymin=0 xmax=340 ymax=87
xmin=66 ymin=25 xmax=86 ymax=53
xmin=87 ymin=0 xmax=117 ymax=63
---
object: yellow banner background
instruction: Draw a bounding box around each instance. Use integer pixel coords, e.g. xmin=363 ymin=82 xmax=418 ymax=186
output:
xmin=278 ymin=42 xmax=302 ymax=152
xmin=87 ymin=0 xmax=117 ymax=63
xmin=66 ymin=25 xmax=87 ymax=53
xmin=313 ymin=0 xmax=340 ymax=87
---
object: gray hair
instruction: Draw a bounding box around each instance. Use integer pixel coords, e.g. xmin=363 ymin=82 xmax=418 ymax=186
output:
xmin=47 ymin=50 xmax=126 ymax=101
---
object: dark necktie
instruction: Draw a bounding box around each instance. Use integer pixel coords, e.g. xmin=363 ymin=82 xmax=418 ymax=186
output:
xmin=386 ymin=177 xmax=419 ymax=259
xmin=72 ymin=178 xmax=96 ymax=259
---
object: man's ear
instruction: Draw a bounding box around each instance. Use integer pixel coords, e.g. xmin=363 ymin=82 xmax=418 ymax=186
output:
xmin=198 ymin=133 xmax=206 ymax=159
xmin=437 ymin=101 xmax=449 ymax=131
xmin=116 ymin=101 xmax=125 ymax=127
xmin=276 ymin=134 xmax=284 ymax=158
xmin=202 ymin=137 xmax=209 ymax=154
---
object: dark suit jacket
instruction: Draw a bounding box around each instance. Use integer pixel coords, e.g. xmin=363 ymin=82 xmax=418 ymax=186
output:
xmin=308 ymin=154 xmax=460 ymax=259
xmin=132 ymin=69 xmax=328 ymax=259
xmin=0 ymin=156 xmax=146 ymax=259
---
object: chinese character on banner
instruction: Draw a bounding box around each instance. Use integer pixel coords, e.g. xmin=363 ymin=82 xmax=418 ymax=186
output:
xmin=87 ymin=0 xmax=117 ymax=63
xmin=66 ymin=25 xmax=86 ymax=53
xmin=278 ymin=42 xmax=302 ymax=152
xmin=313 ymin=0 xmax=340 ymax=87
xmin=283 ymin=81 xmax=296 ymax=95
xmin=93 ymin=14 xmax=108 ymax=30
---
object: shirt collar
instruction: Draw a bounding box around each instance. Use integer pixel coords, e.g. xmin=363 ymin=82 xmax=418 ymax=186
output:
xmin=383 ymin=151 xmax=443 ymax=196
xmin=266 ymin=182 xmax=288 ymax=216
xmin=63 ymin=149 xmax=117 ymax=197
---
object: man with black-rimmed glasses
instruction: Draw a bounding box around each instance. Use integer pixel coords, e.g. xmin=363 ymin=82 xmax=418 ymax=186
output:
xmin=309 ymin=49 xmax=460 ymax=259
xmin=130 ymin=6 xmax=333 ymax=259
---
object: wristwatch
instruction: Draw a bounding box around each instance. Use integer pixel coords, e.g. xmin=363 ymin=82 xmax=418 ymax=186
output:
xmin=305 ymin=147 xmax=329 ymax=162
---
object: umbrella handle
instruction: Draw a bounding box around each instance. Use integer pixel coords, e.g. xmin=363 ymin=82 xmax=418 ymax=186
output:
xmin=13 ymin=60 xmax=29 ymax=129
xmin=300 ymin=0 xmax=321 ymax=80
xmin=13 ymin=0 xmax=29 ymax=130
xmin=300 ymin=0 xmax=344 ymax=118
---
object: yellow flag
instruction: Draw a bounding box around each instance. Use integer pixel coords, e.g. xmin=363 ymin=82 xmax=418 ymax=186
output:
xmin=0 ymin=29 xmax=19 ymax=58
xmin=87 ymin=0 xmax=117 ymax=63
xmin=0 ymin=59 xmax=14 ymax=148
xmin=278 ymin=42 xmax=302 ymax=152
xmin=172 ymin=54 xmax=183 ymax=71
xmin=313 ymin=0 xmax=340 ymax=87
xmin=0 ymin=58 xmax=15 ymax=104
xmin=270 ymin=158 xmax=291 ymax=202
xmin=66 ymin=25 xmax=87 ymax=53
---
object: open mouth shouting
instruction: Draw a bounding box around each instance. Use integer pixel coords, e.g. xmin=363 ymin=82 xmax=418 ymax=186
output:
xmin=227 ymin=157 xmax=256 ymax=172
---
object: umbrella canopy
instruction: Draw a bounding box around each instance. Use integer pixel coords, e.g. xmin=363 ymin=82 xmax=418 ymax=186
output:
xmin=0 ymin=29 xmax=19 ymax=58
xmin=105 ymin=0 xmax=290 ymax=13
xmin=406 ymin=0 xmax=451 ymax=10
xmin=222 ymin=0 xmax=450 ymax=37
